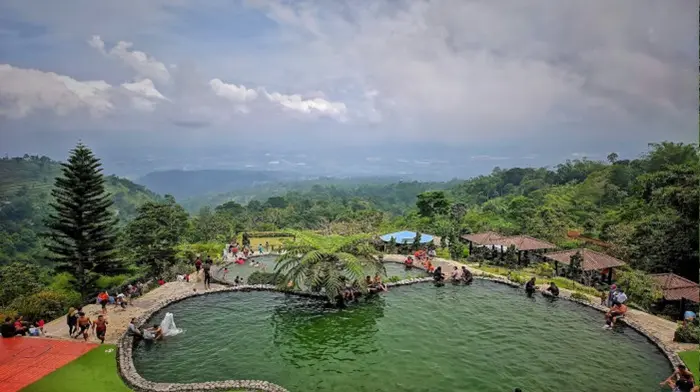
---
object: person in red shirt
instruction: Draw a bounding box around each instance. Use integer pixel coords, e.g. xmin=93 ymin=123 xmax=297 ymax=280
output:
xmin=98 ymin=291 xmax=110 ymax=315
xmin=158 ymin=278 xmax=165 ymax=286
xmin=194 ymin=256 xmax=202 ymax=272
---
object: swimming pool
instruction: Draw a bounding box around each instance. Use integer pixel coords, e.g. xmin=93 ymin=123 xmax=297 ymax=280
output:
xmin=132 ymin=280 xmax=670 ymax=392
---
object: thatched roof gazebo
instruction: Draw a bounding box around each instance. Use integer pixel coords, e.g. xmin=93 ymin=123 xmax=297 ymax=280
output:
xmin=461 ymin=231 xmax=505 ymax=253
xmin=492 ymin=235 xmax=557 ymax=252
xmin=544 ymin=248 xmax=626 ymax=284
xmin=651 ymin=273 xmax=699 ymax=303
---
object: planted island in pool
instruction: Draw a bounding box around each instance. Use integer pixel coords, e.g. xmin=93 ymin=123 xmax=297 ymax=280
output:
xmin=132 ymin=278 xmax=670 ymax=392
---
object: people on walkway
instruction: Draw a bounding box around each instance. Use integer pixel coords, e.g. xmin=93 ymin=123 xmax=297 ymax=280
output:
xmin=203 ymin=258 xmax=213 ymax=290
xmin=66 ymin=307 xmax=78 ymax=336
xmin=258 ymin=243 xmax=264 ymax=254
xmin=74 ymin=312 xmax=91 ymax=341
xmin=93 ymin=315 xmax=108 ymax=344
xmin=98 ymin=291 xmax=110 ymax=314
xmin=546 ymin=282 xmax=559 ymax=297
xmin=525 ymin=277 xmax=537 ymax=296
xmin=195 ymin=256 xmax=202 ymax=273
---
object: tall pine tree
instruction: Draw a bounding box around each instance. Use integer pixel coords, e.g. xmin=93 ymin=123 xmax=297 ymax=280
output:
xmin=45 ymin=143 xmax=121 ymax=298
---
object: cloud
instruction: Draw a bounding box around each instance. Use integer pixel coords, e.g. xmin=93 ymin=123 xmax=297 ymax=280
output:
xmin=89 ymin=35 xmax=171 ymax=83
xmin=209 ymin=78 xmax=258 ymax=102
xmin=470 ymin=155 xmax=510 ymax=161
xmin=267 ymin=160 xmax=280 ymax=165
xmin=0 ymin=64 xmax=113 ymax=118
xmin=262 ymin=90 xmax=348 ymax=121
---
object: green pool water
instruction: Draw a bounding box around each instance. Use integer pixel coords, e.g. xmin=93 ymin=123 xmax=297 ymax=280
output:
xmin=221 ymin=257 xmax=427 ymax=284
xmin=132 ymin=280 xmax=670 ymax=392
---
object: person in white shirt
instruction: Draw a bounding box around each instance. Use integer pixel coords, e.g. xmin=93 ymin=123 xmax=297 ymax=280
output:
xmin=128 ymin=318 xmax=143 ymax=338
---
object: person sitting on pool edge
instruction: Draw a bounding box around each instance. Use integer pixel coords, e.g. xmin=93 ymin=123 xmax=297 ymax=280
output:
xmin=373 ymin=274 xmax=388 ymax=292
xmin=450 ymin=266 xmax=460 ymax=283
xmin=525 ymin=277 xmax=537 ymax=296
xmin=461 ymin=266 xmax=473 ymax=284
xmin=366 ymin=275 xmax=378 ymax=294
xmin=660 ymin=364 xmax=696 ymax=391
xmin=604 ymin=301 xmax=628 ymax=329
xmin=546 ymin=282 xmax=559 ymax=297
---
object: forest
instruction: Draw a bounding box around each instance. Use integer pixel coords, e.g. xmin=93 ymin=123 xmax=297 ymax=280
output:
xmin=0 ymin=141 xmax=697 ymax=324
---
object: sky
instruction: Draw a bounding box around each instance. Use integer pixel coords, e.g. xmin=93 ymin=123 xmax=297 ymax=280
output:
xmin=0 ymin=0 xmax=697 ymax=180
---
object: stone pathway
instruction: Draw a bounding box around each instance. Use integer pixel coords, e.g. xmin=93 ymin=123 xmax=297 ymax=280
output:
xmin=383 ymin=253 xmax=697 ymax=354
xmin=42 ymin=278 xmax=224 ymax=345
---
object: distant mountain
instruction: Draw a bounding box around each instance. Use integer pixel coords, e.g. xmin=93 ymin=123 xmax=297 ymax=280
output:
xmin=136 ymin=169 xmax=304 ymax=200
xmin=180 ymin=175 xmax=444 ymax=213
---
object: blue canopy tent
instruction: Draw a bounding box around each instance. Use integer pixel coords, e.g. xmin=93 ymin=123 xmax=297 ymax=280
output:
xmin=380 ymin=231 xmax=434 ymax=244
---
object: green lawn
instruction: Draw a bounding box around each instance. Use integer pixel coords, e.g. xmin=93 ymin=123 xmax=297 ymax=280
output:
xmin=20 ymin=343 xmax=255 ymax=392
xmin=679 ymin=350 xmax=700 ymax=384
xmin=22 ymin=345 xmax=130 ymax=392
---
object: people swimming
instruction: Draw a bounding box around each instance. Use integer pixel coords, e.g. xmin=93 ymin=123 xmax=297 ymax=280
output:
xmin=373 ymin=274 xmax=388 ymax=292
xmin=450 ymin=266 xmax=460 ymax=283
xmin=144 ymin=324 xmax=163 ymax=340
xmin=660 ymin=364 xmax=696 ymax=392
xmin=461 ymin=266 xmax=473 ymax=284
xmin=433 ymin=266 xmax=445 ymax=285
xmin=525 ymin=277 xmax=537 ymax=296
xmin=404 ymin=256 xmax=414 ymax=269
xmin=546 ymin=282 xmax=559 ymax=297
xmin=426 ymin=260 xmax=435 ymax=273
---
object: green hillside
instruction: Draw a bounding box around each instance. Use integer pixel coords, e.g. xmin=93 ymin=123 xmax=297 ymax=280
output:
xmin=0 ymin=155 xmax=160 ymax=264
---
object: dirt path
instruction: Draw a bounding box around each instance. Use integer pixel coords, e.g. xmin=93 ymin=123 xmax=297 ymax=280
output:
xmin=383 ymin=254 xmax=696 ymax=354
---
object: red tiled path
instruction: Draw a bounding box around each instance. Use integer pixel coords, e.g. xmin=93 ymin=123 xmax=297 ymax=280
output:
xmin=0 ymin=337 xmax=97 ymax=392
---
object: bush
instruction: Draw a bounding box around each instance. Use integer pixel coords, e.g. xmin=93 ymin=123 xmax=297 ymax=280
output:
xmin=674 ymin=323 xmax=700 ymax=344
xmin=436 ymin=248 xmax=450 ymax=259
xmin=508 ymin=271 xmax=529 ymax=284
xmin=534 ymin=262 xmax=554 ymax=278
xmin=570 ymin=292 xmax=590 ymax=302
xmin=162 ymin=262 xmax=194 ymax=281
xmin=95 ymin=274 xmax=130 ymax=290
xmin=247 ymin=271 xmax=285 ymax=286
xmin=386 ymin=276 xmax=402 ymax=283
xmin=550 ymin=277 xmax=599 ymax=296
xmin=176 ymin=242 xmax=223 ymax=263
xmin=615 ymin=268 xmax=663 ymax=311
xmin=49 ymin=272 xmax=77 ymax=293
xmin=9 ymin=290 xmax=81 ymax=322
xmin=245 ymin=231 xmax=295 ymax=239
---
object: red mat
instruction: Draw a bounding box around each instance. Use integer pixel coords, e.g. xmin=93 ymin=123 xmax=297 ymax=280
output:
xmin=0 ymin=337 xmax=97 ymax=392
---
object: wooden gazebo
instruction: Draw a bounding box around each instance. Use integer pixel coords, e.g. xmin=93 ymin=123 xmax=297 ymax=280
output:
xmin=491 ymin=235 xmax=557 ymax=265
xmin=651 ymin=273 xmax=700 ymax=317
xmin=461 ymin=231 xmax=504 ymax=253
xmin=544 ymin=248 xmax=626 ymax=284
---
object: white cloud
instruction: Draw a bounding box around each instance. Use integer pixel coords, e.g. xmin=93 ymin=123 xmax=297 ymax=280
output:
xmin=0 ymin=64 xmax=113 ymax=118
xmin=89 ymin=35 xmax=170 ymax=83
xmin=209 ymin=78 xmax=258 ymax=102
xmin=268 ymin=160 xmax=280 ymax=165
xmin=470 ymin=155 xmax=510 ymax=161
xmin=121 ymin=79 xmax=168 ymax=111
xmin=263 ymin=90 xmax=348 ymax=121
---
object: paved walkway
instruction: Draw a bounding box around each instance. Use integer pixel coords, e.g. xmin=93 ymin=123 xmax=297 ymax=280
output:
xmin=383 ymin=253 xmax=697 ymax=354
xmin=43 ymin=277 xmax=225 ymax=345
xmin=0 ymin=337 xmax=97 ymax=392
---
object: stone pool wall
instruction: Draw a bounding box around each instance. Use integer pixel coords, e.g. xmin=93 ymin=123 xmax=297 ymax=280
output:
xmin=117 ymin=277 xmax=434 ymax=392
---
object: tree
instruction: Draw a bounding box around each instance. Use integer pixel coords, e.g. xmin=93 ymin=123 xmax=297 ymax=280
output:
xmin=411 ymin=232 xmax=422 ymax=251
xmin=416 ymin=191 xmax=450 ymax=217
xmin=615 ymin=268 xmax=663 ymax=310
xmin=124 ymin=197 xmax=189 ymax=276
xmin=275 ymin=233 xmax=384 ymax=304
xmin=566 ymin=251 xmax=584 ymax=282
xmin=0 ymin=262 xmax=45 ymax=307
xmin=45 ymin=144 xmax=121 ymax=298
xmin=607 ymin=152 xmax=619 ymax=164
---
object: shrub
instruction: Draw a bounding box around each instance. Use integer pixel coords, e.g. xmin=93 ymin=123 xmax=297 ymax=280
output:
xmin=162 ymin=262 xmax=194 ymax=281
xmin=95 ymin=274 xmax=130 ymax=290
xmin=570 ymin=292 xmax=590 ymax=302
xmin=436 ymin=248 xmax=450 ymax=259
xmin=386 ymin=276 xmax=402 ymax=283
xmin=49 ymin=272 xmax=77 ymax=293
xmin=245 ymin=231 xmax=295 ymax=239
xmin=508 ymin=271 xmax=529 ymax=284
xmin=9 ymin=290 xmax=81 ymax=322
xmin=615 ymin=268 xmax=663 ymax=311
xmin=176 ymin=242 xmax=223 ymax=263
xmin=550 ymin=277 xmax=599 ymax=296
xmin=534 ymin=262 xmax=554 ymax=278
xmin=674 ymin=323 xmax=700 ymax=344
xmin=247 ymin=271 xmax=285 ymax=286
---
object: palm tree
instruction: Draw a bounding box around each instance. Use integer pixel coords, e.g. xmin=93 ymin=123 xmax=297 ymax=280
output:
xmin=274 ymin=232 xmax=385 ymax=304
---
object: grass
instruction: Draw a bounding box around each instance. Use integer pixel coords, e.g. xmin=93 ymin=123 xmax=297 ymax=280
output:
xmin=679 ymin=350 xmax=700 ymax=384
xmin=20 ymin=344 xmax=260 ymax=392
xmin=22 ymin=345 xmax=130 ymax=392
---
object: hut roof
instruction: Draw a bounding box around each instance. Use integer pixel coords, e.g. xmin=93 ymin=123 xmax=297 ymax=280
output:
xmin=461 ymin=231 xmax=503 ymax=245
xmin=651 ymin=273 xmax=700 ymax=302
xmin=544 ymin=248 xmax=626 ymax=271
xmin=492 ymin=235 xmax=557 ymax=251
